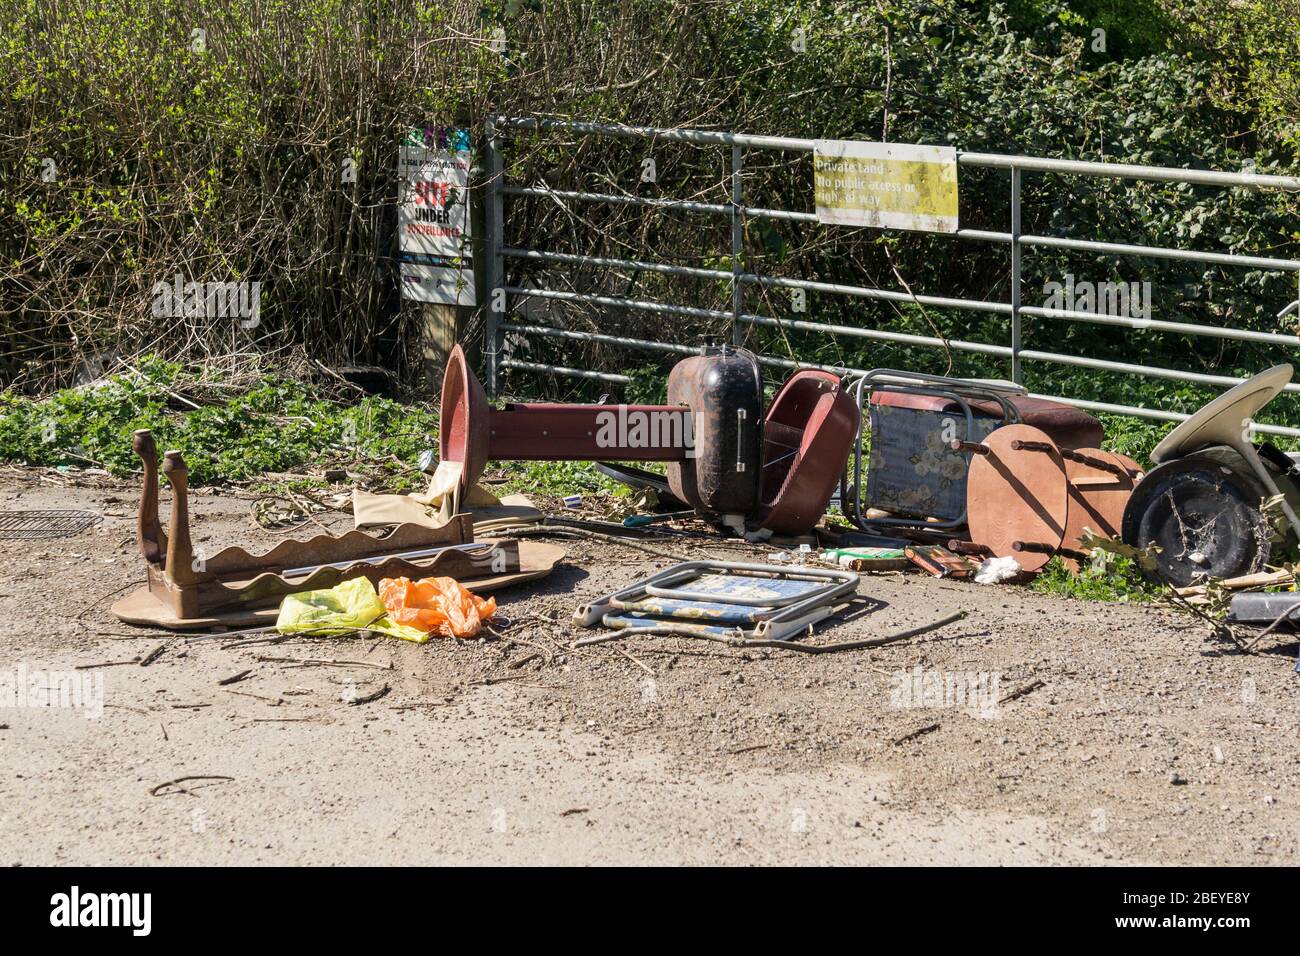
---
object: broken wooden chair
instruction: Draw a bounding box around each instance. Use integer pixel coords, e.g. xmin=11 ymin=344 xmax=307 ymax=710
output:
xmin=112 ymin=429 xmax=561 ymax=629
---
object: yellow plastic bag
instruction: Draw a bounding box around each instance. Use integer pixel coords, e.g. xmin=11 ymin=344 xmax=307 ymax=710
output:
xmin=276 ymin=577 xmax=431 ymax=643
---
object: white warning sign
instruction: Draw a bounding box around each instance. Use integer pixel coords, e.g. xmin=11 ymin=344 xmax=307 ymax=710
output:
xmin=398 ymin=125 xmax=475 ymax=304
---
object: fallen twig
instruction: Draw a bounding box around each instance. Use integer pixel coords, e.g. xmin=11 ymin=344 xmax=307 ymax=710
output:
xmin=218 ymin=669 xmax=254 ymax=686
xmin=255 ymin=655 xmax=392 ymax=670
xmin=391 ymin=701 xmax=453 ymax=711
xmin=76 ymin=580 xmax=143 ymax=622
xmin=998 ymin=679 xmax=1045 ymax=705
xmin=184 ymin=625 xmax=279 ymax=644
xmin=892 ymin=722 xmax=941 ymax=746
xmin=225 ymin=689 xmax=283 ymax=705
xmin=104 ymin=703 xmax=149 ymax=715
xmin=93 ymin=630 xmax=177 ymax=640
xmin=75 ymin=658 xmax=141 ymax=670
xmin=1163 ymin=585 xmax=1245 ymax=651
xmin=139 ymin=643 xmax=167 ymax=667
xmin=150 ymin=775 xmax=233 ymax=797
xmin=498 ymin=632 xmax=554 ymax=664
xmin=613 ymin=645 xmax=654 ymax=676
xmin=470 ymin=674 xmax=536 ymax=686
xmin=222 ymin=634 xmax=290 ymax=650
xmin=1244 ymin=598 xmax=1300 ymax=651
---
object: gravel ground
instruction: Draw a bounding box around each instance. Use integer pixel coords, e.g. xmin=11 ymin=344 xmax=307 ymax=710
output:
xmin=1 ymin=470 xmax=1297 ymax=865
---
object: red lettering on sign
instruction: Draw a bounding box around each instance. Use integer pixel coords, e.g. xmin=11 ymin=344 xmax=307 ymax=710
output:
xmin=413 ymin=181 xmax=450 ymax=207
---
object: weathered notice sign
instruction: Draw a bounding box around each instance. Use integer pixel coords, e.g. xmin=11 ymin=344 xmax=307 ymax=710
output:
xmin=398 ymin=125 xmax=475 ymax=304
xmin=813 ymin=140 xmax=959 ymax=233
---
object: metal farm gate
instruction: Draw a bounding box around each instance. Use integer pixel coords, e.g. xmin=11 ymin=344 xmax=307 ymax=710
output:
xmin=481 ymin=117 xmax=1300 ymax=437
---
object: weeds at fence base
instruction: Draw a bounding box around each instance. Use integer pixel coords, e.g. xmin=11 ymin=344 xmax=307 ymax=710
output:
xmin=0 ymin=355 xmax=436 ymax=488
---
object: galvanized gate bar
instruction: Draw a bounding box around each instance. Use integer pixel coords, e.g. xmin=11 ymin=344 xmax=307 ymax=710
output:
xmin=1015 ymin=349 xmax=1300 ymax=392
xmin=502 ymin=246 xmax=732 ymax=280
xmin=1019 ymin=304 xmax=1300 ymax=345
xmin=503 ymin=285 xmax=731 ymax=321
xmin=500 ymin=358 xmax=631 ymax=385
xmin=502 ymin=184 xmax=731 ymax=216
xmin=1010 ymin=166 xmax=1024 ymax=383
xmin=501 ymin=321 xmax=704 ymax=356
xmin=730 ymin=144 xmax=744 ymax=343
xmin=501 ymin=116 xmax=816 ymax=151
xmin=499 ymin=117 xmax=1300 ymax=190
xmin=504 ymin=246 xmax=1011 ymax=313
xmin=1018 ymin=233 xmax=1300 ymax=272
xmin=958 ymin=151 xmax=1300 ymax=190
xmin=738 ymin=313 xmax=1012 ymax=358
xmin=744 ymin=273 xmax=1011 ymax=314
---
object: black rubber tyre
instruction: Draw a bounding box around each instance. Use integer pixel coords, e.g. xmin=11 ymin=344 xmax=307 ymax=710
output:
xmin=1121 ymin=455 xmax=1271 ymax=587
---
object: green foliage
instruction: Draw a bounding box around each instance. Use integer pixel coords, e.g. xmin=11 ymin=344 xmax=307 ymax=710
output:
xmin=1030 ymin=553 xmax=1160 ymax=602
xmin=494 ymin=459 xmax=626 ymax=498
xmin=1160 ymin=0 xmax=1300 ymax=151
xmin=1003 ymin=0 xmax=1178 ymax=61
xmin=624 ymin=364 xmax=669 ymax=405
xmin=1094 ymin=413 xmax=1167 ymax=462
xmin=0 ymin=357 xmax=438 ymax=485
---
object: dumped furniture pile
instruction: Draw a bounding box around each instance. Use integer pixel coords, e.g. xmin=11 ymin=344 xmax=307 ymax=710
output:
xmin=109 ymin=346 xmax=1300 ymax=660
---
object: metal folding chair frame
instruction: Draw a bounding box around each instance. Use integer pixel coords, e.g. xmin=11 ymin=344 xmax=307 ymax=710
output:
xmin=844 ymin=369 xmax=1028 ymax=533
xmin=573 ymin=560 xmax=860 ymax=641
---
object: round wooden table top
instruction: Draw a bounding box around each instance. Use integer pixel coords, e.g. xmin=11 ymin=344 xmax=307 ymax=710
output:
xmin=1060 ymin=448 xmax=1135 ymax=571
xmin=966 ymin=424 xmax=1069 ymax=572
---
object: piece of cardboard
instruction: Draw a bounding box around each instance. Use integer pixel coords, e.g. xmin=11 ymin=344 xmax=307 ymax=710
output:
xmin=353 ymin=484 xmax=542 ymax=534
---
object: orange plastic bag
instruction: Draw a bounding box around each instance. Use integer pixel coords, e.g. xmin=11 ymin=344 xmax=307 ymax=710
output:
xmin=377 ymin=576 xmax=497 ymax=638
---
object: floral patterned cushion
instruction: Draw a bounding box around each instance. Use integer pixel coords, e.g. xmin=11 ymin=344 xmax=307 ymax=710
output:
xmin=866 ymin=403 xmax=1000 ymax=520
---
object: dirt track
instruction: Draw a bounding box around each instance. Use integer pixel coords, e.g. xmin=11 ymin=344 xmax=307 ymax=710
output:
xmin=1 ymin=470 xmax=1297 ymax=865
